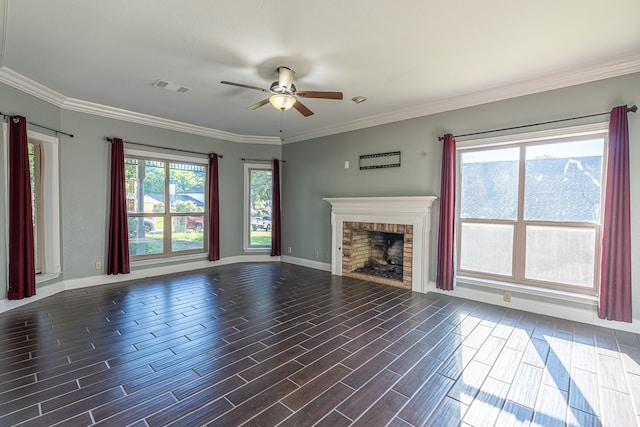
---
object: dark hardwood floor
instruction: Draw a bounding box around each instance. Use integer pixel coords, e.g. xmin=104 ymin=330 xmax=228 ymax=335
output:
xmin=1 ymin=262 xmax=639 ymax=426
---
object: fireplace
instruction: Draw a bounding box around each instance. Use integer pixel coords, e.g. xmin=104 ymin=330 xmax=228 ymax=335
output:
xmin=324 ymin=196 xmax=437 ymax=293
xmin=342 ymin=222 xmax=412 ymax=288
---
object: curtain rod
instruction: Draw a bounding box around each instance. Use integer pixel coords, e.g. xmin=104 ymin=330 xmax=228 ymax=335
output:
xmin=1 ymin=112 xmax=74 ymax=138
xmin=438 ymin=104 xmax=637 ymax=141
xmin=241 ymin=157 xmax=286 ymax=163
xmin=106 ymin=137 xmax=223 ymax=158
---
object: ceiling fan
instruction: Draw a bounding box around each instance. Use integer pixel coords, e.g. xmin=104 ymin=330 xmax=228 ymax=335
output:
xmin=220 ymin=66 xmax=343 ymax=117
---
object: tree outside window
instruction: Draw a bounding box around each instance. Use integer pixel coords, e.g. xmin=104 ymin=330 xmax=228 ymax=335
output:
xmin=246 ymin=165 xmax=273 ymax=249
xmin=125 ymin=155 xmax=207 ymax=259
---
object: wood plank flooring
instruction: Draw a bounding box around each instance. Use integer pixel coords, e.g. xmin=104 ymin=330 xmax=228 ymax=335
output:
xmin=1 ymin=262 xmax=639 ymax=426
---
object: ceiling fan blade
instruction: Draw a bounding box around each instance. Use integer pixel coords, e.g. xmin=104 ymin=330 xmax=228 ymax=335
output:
xmin=220 ymin=81 xmax=270 ymax=93
xmin=295 ymin=91 xmax=343 ymax=100
xmin=247 ymin=98 xmax=270 ymax=110
xmin=293 ymin=100 xmax=314 ymax=117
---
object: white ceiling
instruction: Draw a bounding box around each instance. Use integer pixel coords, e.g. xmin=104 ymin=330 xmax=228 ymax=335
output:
xmin=1 ymin=0 xmax=639 ymax=143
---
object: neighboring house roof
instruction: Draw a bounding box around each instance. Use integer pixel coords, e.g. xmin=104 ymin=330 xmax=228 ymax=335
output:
xmin=461 ymin=156 xmax=602 ymax=222
xmin=148 ymin=193 xmax=205 ymax=208
xmin=144 ymin=195 xmax=164 ymax=205
xmin=184 ymin=193 xmax=205 ymax=205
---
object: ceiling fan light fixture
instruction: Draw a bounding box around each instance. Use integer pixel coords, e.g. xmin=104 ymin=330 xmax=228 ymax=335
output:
xmin=269 ymin=94 xmax=296 ymax=111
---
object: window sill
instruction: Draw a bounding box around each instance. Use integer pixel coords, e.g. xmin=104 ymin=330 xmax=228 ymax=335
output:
xmin=131 ymin=253 xmax=207 ymax=268
xmin=455 ymin=275 xmax=598 ymax=306
xmin=36 ymin=272 xmax=61 ymax=284
xmin=243 ymin=248 xmax=271 ymax=253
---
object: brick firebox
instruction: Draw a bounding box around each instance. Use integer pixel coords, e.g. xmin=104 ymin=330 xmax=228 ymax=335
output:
xmin=342 ymin=221 xmax=413 ymax=289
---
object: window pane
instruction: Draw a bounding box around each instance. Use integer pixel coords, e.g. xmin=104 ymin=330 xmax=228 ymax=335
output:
xmin=28 ymin=143 xmax=41 ymax=273
xmin=128 ymin=216 xmax=163 ymax=256
xmin=249 ymin=169 xmax=272 ymax=247
xmin=524 ymin=139 xmax=604 ymax=221
xmin=460 ymin=148 xmax=519 ymax=220
xmin=525 ymin=226 xmax=595 ymax=287
xmin=169 ymin=162 xmax=206 ymax=213
xmin=460 ymin=223 xmax=514 ymax=276
xmin=126 ymin=159 xmax=166 ymax=214
xmin=171 ymin=217 xmax=204 ymax=252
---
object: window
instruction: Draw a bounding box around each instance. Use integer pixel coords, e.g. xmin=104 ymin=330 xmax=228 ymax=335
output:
xmin=244 ymin=163 xmax=272 ymax=250
xmin=125 ymin=151 xmax=207 ymax=259
xmin=3 ymin=124 xmax=61 ymax=280
xmin=28 ymin=143 xmax=43 ymax=273
xmin=457 ymin=124 xmax=607 ymax=295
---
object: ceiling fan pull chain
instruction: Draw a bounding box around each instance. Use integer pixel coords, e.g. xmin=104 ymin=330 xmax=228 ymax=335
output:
xmin=280 ymin=109 xmax=285 ymax=143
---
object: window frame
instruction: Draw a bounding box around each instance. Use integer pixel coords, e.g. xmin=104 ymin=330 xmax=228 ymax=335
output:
xmin=243 ymin=162 xmax=273 ymax=252
xmin=125 ymin=149 xmax=209 ymax=261
xmin=455 ymin=122 xmax=609 ymax=296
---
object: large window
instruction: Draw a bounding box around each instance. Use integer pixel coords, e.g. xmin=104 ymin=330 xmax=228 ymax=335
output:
xmin=125 ymin=152 xmax=207 ymax=259
xmin=244 ymin=163 xmax=272 ymax=250
xmin=457 ymin=125 xmax=607 ymax=295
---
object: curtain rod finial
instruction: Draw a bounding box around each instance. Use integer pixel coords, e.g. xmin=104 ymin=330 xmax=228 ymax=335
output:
xmin=629 ymin=105 xmax=637 ymax=113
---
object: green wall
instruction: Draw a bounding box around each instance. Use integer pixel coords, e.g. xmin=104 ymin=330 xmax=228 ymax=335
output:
xmin=0 ymin=83 xmax=280 ymax=289
xmin=2 ymin=72 xmax=639 ymax=322
xmin=281 ymin=72 xmax=640 ymax=314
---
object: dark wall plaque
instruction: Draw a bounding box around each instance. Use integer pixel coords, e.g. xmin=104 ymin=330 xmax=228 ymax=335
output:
xmin=359 ymin=151 xmax=401 ymax=170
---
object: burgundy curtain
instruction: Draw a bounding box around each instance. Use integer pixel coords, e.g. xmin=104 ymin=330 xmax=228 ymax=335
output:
xmin=208 ymin=153 xmax=220 ymax=261
xmin=436 ymin=134 xmax=456 ymax=291
xmin=598 ymin=106 xmax=632 ymax=322
xmin=8 ymin=116 xmax=36 ymax=300
xmin=107 ymin=138 xmax=130 ymax=275
xmin=270 ymin=159 xmax=282 ymax=256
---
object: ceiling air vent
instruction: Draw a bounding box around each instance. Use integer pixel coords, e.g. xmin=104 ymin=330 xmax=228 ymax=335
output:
xmin=152 ymin=80 xmax=191 ymax=93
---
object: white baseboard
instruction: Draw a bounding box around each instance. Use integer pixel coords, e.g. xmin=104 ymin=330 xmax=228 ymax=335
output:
xmin=0 ymin=281 xmax=66 ymax=313
xmin=427 ymin=281 xmax=640 ymax=334
xmin=281 ymin=255 xmax=331 ymax=272
xmin=64 ymin=254 xmax=278 ymax=290
xmin=0 ymin=254 xmax=277 ymax=314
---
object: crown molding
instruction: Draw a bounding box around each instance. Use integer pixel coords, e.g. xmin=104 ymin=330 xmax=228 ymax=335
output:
xmin=62 ymin=98 xmax=281 ymax=145
xmin=0 ymin=66 xmax=67 ymax=106
xmin=0 ymin=66 xmax=281 ymax=145
xmin=2 ymin=51 xmax=639 ymax=145
xmin=284 ymin=52 xmax=640 ymax=143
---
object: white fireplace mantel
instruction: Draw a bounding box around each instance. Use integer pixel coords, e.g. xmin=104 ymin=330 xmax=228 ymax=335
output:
xmin=324 ymin=196 xmax=437 ymax=293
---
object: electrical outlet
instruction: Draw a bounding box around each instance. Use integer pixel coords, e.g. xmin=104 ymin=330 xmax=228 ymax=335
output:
xmin=503 ymin=291 xmax=511 ymax=302
xmin=95 ymin=261 xmax=102 ymax=270
xmin=288 ymin=246 xmax=292 ymax=254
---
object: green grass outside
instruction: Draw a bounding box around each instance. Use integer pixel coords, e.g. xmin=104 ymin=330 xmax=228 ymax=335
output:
xmin=130 ymin=229 xmax=272 ymax=256
xmin=129 ymin=230 xmax=204 ymax=255
xmin=250 ymin=231 xmax=271 ymax=246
